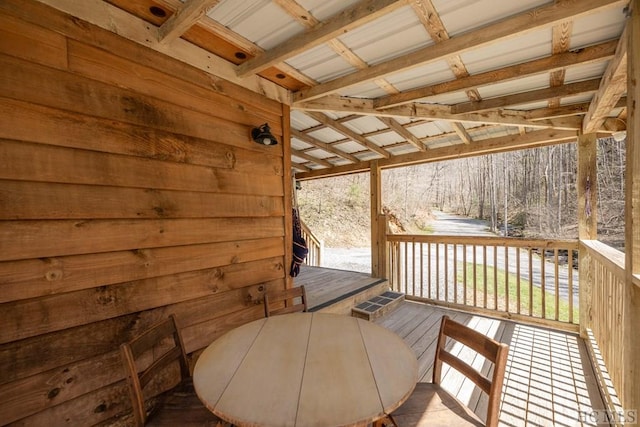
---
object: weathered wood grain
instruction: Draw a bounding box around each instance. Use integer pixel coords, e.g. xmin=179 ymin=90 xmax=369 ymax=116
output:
xmin=0 ymin=98 xmax=284 ymax=176
xmin=0 ymin=237 xmax=283 ymax=303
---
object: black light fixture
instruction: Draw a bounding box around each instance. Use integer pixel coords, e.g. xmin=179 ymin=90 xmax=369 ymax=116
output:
xmin=251 ymin=123 xmax=278 ymax=145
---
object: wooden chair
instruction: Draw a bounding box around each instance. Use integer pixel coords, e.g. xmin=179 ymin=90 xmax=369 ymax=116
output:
xmin=120 ymin=314 xmax=226 ymax=426
xmin=263 ymin=285 xmax=308 ymax=317
xmin=382 ymin=315 xmax=509 ymax=427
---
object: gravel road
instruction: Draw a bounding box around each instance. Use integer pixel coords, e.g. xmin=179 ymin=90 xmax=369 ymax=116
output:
xmin=321 ymin=211 xmax=578 ymax=305
xmin=322 ymin=210 xmax=493 ymax=272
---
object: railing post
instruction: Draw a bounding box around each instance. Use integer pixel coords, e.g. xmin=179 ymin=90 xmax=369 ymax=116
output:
xmin=577 ymin=132 xmax=597 ymax=338
xmin=624 ymin=0 xmax=640 ymax=413
xmin=378 ymin=213 xmax=389 ymax=279
xmin=370 ymin=160 xmax=382 ymax=277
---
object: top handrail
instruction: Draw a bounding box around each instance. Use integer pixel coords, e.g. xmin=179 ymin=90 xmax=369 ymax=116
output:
xmin=300 ymin=220 xmax=322 ymax=267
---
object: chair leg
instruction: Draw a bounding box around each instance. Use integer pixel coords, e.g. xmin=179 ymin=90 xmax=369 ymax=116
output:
xmin=373 ymin=414 xmax=398 ymax=427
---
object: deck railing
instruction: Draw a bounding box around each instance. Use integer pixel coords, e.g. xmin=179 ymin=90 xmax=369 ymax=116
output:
xmin=580 ymin=240 xmax=626 ymax=415
xmin=386 ymin=234 xmax=580 ymax=330
xmin=300 ymin=220 xmax=322 ymax=267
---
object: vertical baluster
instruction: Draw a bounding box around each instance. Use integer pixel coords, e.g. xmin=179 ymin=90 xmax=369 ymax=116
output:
xmin=403 ymin=241 xmax=408 ymax=295
xmin=420 ymin=243 xmax=424 ymax=298
xmin=453 ymin=243 xmax=458 ymax=304
xmin=541 ymin=247 xmax=546 ymax=319
xmin=436 ymin=243 xmax=440 ymax=301
xmin=504 ymin=243 xmax=509 ymax=313
xmin=411 ymin=241 xmax=416 ymax=297
xmin=428 ymin=243 xmax=432 ymax=299
xmin=463 ymin=244 xmax=468 ymax=306
xmin=483 ymin=245 xmax=488 ymax=309
xmin=493 ymin=245 xmax=498 ymax=310
xmin=516 ymin=247 xmax=521 ymax=315
xmin=473 ymin=245 xmax=478 ymax=307
xmin=554 ymin=248 xmax=560 ymax=321
xmin=568 ymin=247 xmax=574 ymax=324
xmin=444 ymin=243 xmax=449 ymax=302
xmin=528 ymin=247 xmax=533 ymax=316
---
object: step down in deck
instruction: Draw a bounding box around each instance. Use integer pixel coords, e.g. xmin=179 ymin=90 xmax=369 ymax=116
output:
xmin=351 ymin=291 xmax=404 ymax=320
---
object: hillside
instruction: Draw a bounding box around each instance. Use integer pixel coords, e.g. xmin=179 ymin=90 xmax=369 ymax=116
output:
xmin=297 ymin=175 xmax=371 ymax=247
xmin=296 ymin=173 xmax=430 ymax=247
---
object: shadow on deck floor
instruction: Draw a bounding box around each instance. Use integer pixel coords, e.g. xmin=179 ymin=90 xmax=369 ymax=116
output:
xmin=374 ymin=301 xmax=605 ymax=427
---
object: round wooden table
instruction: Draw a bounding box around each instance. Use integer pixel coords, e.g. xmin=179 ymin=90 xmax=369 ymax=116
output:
xmin=193 ymin=312 xmax=418 ymax=427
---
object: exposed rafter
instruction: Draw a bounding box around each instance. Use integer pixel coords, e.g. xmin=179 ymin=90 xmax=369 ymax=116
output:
xmin=549 ymin=18 xmax=573 ymax=108
xmin=451 ymin=79 xmax=601 ymax=114
xmin=291 ymin=129 xmax=359 ymax=163
xmin=296 ymin=96 xmax=584 ymax=130
xmin=373 ymin=40 xmax=617 ymax=109
xmin=291 ymin=148 xmax=334 ymax=168
xmin=273 ymin=0 xmax=400 ymax=95
xmin=158 ymin=0 xmax=220 ymax=44
xmin=296 ymin=128 xmax=578 ymax=180
xmin=451 ymin=123 xmax=473 ymax=144
xmin=409 ymin=0 xmax=481 ymax=102
xmin=236 ymin=0 xmax=407 ymax=77
xmin=305 ymin=112 xmax=391 ymax=159
xmin=376 ymin=116 xmax=426 ymax=151
xmin=293 ymin=0 xmax=625 ymax=103
xmin=583 ymin=23 xmax=629 ymax=133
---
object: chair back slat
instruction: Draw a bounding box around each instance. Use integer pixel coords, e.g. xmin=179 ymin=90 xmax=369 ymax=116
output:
xmin=432 ymin=316 xmax=509 ymax=427
xmin=120 ymin=314 xmax=190 ymax=426
xmin=264 ymin=286 xmax=308 ymax=317
xmin=138 ymin=346 xmax=184 ymax=389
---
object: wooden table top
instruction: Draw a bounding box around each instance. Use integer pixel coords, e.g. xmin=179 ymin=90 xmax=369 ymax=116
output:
xmin=193 ymin=312 xmax=418 ymax=427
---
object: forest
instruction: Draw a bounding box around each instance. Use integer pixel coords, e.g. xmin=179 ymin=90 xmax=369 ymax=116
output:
xmin=297 ymin=137 xmax=626 ymax=250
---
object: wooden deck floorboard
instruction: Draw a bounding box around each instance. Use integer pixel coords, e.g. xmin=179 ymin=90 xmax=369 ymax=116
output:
xmin=295 ymin=265 xmax=385 ymax=310
xmin=375 ymin=301 xmax=605 ymax=427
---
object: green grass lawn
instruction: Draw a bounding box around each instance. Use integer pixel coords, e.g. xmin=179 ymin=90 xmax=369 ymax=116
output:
xmin=455 ymin=263 xmax=578 ymax=323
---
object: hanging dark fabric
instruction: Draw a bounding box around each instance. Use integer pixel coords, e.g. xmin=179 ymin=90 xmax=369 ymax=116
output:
xmin=290 ymin=208 xmax=308 ymax=277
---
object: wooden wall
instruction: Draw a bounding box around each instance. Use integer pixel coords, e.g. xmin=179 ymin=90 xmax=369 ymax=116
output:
xmin=0 ymin=1 xmax=291 ymax=425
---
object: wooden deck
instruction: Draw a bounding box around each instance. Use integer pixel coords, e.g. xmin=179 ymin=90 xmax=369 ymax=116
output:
xmin=375 ymin=301 xmax=606 ymax=427
xmin=295 ymin=265 xmax=388 ymax=313
xmin=292 ymin=266 xmax=605 ymax=426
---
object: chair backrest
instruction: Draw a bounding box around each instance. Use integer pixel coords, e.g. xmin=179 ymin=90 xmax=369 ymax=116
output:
xmin=120 ymin=314 xmax=190 ymax=426
xmin=264 ymin=285 xmax=308 ymax=317
xmin=432 ymin=316 xmax=509 ymax=427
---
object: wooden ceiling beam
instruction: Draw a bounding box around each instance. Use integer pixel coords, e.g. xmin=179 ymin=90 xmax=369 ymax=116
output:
xmin=291 ymin=129 xmax=359 ymax=163
xmin=273 ymin=0 xmax=400 ymax=95
xmin=451 ymin=78 xmax=601 ymax=114
xmin=548 ymin=19 xmax=573 ymax=108
xmin=305 ymin=112 xmax=391 ymax=158
xmin=158 ymin=0 xmax=220 ymax=44
xmin=293 ymin=0 xmax=625 ymax=102
xmin=376 ymin=116 xmax=426 ymax=151
xmin=296 ymin=96 xmax=584 ymax=130
xmin=583 ymin=23 xmax=629 ymax=133
xmin=291 ymin=148 xmax=334 ymax=168
xmin=373 ymin=40 xmax=617 ymax=109
xmin=451 ymin=122 xmax=473 ymax=144
xmin=296 ymin=128 xmax=577 ymax=180
xmin=410 ymin=0 xmax=481 ymax=102
xmin=291 ymin=161 xmax=312 ymax=173
xmin=236 ymin=0 xmax=407 ymax=77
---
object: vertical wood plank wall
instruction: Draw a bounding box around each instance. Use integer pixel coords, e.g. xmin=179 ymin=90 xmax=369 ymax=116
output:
xmin=0 ymin=2 xmax=289 ymax=425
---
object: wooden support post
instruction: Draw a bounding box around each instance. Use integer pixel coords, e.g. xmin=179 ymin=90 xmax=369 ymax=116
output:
xmin=577 ymin=132 xmax=597 ymax=338
xmin=370 ymin=161 xmax=382 ymax=277
xmin=283 ymin=104 xmax=294 ymax=289
xmin=623 ymin=0 xmax=640 ymax=413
